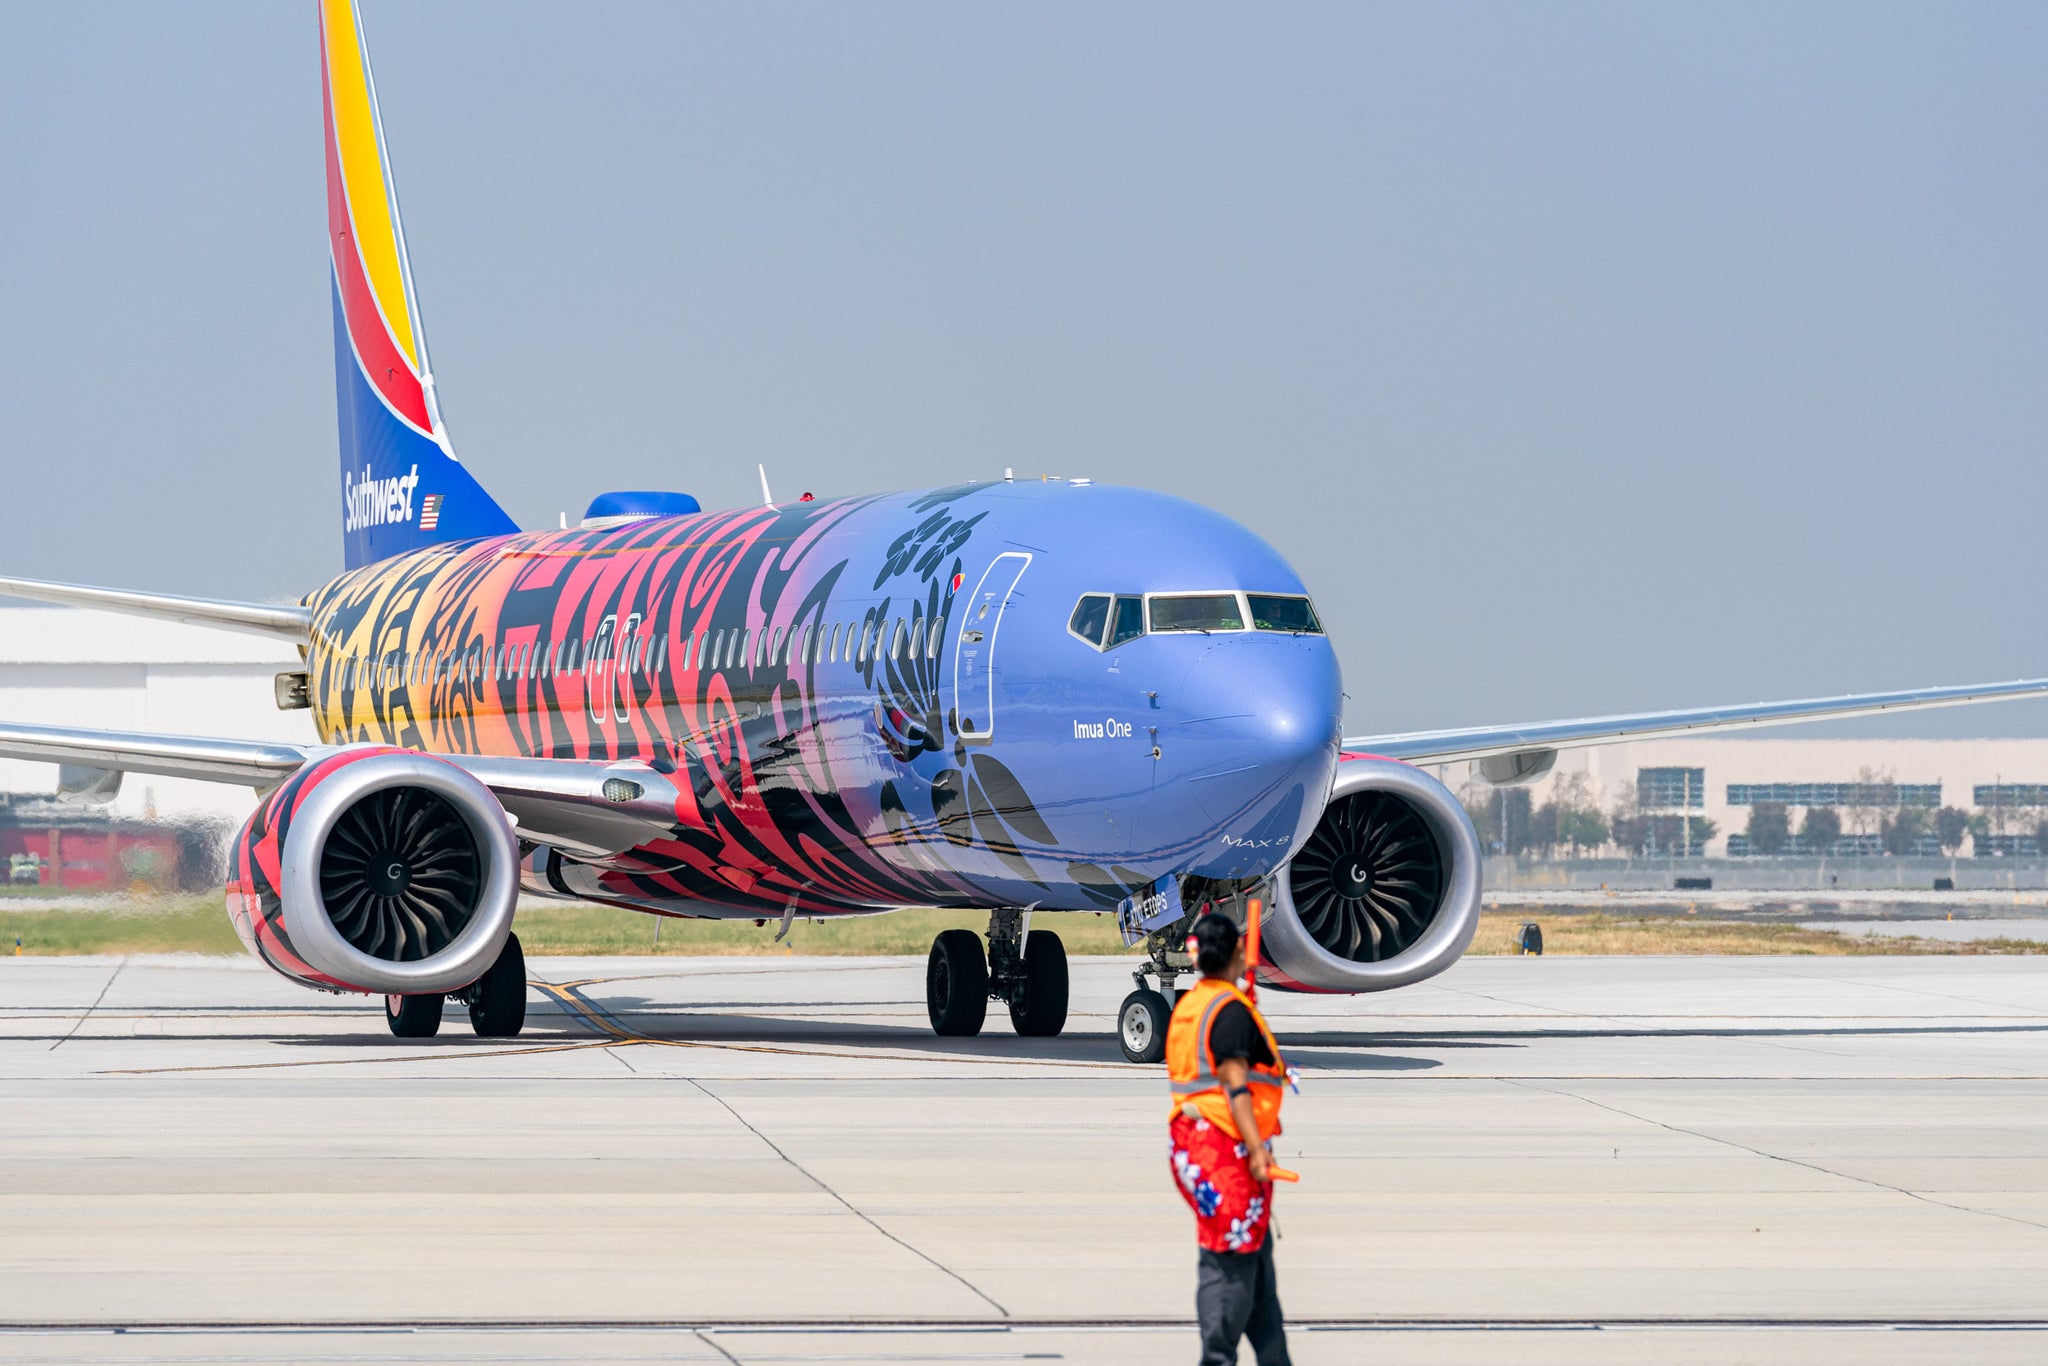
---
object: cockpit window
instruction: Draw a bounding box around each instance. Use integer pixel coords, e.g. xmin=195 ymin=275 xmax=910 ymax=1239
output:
xmin=1108 ymin=595 xmax=1145 ymax=647
xmin=1070 ymin=592 xmax=1150 ymax=651
xmin=1148 ymin=593 xmax=1245 ymax=633
xmin=1068 ymin=595 xmax=1111 ymax=648
xmin=1247 ymin=594 xmax=1323 ymax=634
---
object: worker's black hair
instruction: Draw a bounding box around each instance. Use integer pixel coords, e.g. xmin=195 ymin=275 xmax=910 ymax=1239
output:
xmin=1191 ymin=913 xmax=1240 ymax=977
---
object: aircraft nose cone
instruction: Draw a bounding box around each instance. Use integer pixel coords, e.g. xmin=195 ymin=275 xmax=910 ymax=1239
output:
xmin=1167 ymin=636 xmax=1341 ymax=876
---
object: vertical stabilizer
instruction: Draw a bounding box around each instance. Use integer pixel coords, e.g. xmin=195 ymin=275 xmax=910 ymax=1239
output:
xmin=321 ymin=0 xmax=517 ymax=569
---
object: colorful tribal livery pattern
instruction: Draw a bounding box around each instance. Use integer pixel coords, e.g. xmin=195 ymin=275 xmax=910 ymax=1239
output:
xmin=308 ymin=485 xmax=1078 ymax=920
xmin=300 ymin=479 xmax=1343 ymax=924
xmin=321 ymin=0 xmax=516 ymax=568
xmin=228 ymin=748 xmax=411 ymax=991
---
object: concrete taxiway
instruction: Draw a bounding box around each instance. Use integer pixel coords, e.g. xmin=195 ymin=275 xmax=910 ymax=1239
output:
xmin=5 ymin=950 xmax=2048 ymax=1364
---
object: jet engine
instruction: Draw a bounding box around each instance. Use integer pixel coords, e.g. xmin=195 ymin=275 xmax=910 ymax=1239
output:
xmin=226 ymin=748 xmax=519 ymax=995
xmin=1259 ymin=757 xmax=1483 ymax=992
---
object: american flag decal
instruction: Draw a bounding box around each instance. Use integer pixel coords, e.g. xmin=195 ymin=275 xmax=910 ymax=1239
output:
xmin=419 ymin=494 xmax=443 ymax=530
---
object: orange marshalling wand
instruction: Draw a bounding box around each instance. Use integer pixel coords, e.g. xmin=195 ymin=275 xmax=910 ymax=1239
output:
xmin=1244 ymin=897 xmax=1262 ymax=1005
xmin=1243 ymin=897 xmax=1302 ymax=1183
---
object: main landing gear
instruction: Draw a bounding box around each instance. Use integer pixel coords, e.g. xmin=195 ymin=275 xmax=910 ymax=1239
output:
xmin=384 ymin=931 xmax=528 ymax=1040
xmin=926 ymin=910 xmax=1069 ymax=1039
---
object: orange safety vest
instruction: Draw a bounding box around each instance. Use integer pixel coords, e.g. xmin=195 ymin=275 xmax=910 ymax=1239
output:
xmin=1165 ymin=977 xmax=1286 ymax=1142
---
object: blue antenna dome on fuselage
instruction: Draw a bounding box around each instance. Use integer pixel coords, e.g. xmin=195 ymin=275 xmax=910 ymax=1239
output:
xmin=581 ymin=490 xmax=703 ymax=527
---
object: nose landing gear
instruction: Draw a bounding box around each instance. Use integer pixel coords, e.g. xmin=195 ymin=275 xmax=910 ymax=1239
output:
xmin=925 ymin=910 xmax=1068 ymax=1038
xmin=1116 ymin=911 xmax=1200 ymax=1063
xmin=1117 ymin=983 xmax=1170 ymax=1064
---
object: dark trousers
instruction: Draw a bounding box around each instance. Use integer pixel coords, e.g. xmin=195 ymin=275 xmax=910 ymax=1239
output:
xmin=1197 ymin=1240 xmax=1290 ymax=1365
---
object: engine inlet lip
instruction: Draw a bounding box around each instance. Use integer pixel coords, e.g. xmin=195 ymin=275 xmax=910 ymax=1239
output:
xmin=279 ymin=749 xmax=519 ymax=995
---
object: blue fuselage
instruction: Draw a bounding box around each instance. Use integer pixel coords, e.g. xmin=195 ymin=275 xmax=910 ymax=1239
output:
xmin=306 ymin=479 xmax=1341 ymax=918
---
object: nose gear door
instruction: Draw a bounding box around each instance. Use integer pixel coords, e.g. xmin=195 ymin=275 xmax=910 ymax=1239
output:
xmin=951 ymin=551 xmax=1031 ymax=743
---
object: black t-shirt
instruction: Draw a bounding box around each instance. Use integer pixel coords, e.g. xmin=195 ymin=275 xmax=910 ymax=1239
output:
xmin=1207 ymin=999 xmax=1275 ymax=1068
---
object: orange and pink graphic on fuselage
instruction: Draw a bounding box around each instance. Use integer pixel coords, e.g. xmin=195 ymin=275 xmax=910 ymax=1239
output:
xmin=309 ymin=497 xmax=878 ymax=764
xmin=302 ymin=486 xmax=1070 ymax=920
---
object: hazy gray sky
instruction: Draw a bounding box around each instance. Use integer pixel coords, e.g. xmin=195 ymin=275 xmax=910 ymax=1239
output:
xmin=2 ymin=2 xmax=2044 ymax=737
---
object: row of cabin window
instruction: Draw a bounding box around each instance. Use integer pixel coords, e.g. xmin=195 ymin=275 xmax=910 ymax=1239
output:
xmin=337 ymin=616 xmax=940 ymax=690
xmin=686 ymin=617 xmax=942 ymax=672
xmin=339 ymin=636 xmax=666 ymax=690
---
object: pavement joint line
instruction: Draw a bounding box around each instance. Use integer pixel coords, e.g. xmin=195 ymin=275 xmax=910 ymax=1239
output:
xmin=5 ymin=1319 xmax=2048 ymax=1333
xmin=531 ymin=975 xmax=1016 ymax=1319
xmin=91 ymin=1037 xmax=625 ymax=1075
xmin=1508 ymin=1076 xmax=2048 ymax=1234
xmin=694 ymin=1327 xmax=743 ymax=1362
xmin=688 ymin=1073 xmax=1015 ymax=1319
xmin=1741 ymin=957 xmax=2048 ymax=1017
xmin=27 ymin=1069 xmax=2048 ymax=1084
xmin=47 ymin=958 xmax=124 ymax=1052
xmin=531 ymin=978 xmax=1132 ymax=1071
xmin=1280 ymin=1023 xmax=2048 ymax=1040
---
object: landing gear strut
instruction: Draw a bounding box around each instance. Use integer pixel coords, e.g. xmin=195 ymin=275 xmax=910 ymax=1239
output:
xmin=383 ymin=931 xmax=528 ymax=1040
xmin=925 ymin=911 xmax=1068 ymax=1038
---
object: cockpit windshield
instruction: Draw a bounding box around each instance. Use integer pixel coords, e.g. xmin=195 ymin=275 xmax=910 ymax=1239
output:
xmin=1246 ymin=594 xmax=1322 ymax=634
xmin=1068 ymin=590 xmax=1323 ymax=647
xmin=1148 ymin=594 xmax=1244 ymax=633
xmin=1108 ymin=595 xmax=1145 ymax=646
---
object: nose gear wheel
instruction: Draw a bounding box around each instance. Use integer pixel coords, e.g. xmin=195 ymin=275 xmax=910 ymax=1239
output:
xmin=1118 ymin=988 xmax=1170 ymax=1064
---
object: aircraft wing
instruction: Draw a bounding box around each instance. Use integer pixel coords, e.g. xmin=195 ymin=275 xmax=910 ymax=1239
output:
xmin=0 ymin=576 xmax=311 ymax=643
xmin=0 ymin=721 xmax=311 ymax=786
xmin=1346 ymin=676 xmax=2048 ymax=781
xmin=0 ymin=722 xmax=683 ymax=860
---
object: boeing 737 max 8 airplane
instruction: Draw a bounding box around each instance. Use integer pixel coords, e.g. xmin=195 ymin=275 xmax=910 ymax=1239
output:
xmin=4 ymin=0 xmax=2044 ymax=1060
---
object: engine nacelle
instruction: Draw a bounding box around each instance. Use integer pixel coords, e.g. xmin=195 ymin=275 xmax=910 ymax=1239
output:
xmin=1260 ymin=757 xmax=1483 ymax=992
xmin=227 ymin=748 xmax=520 ymax=995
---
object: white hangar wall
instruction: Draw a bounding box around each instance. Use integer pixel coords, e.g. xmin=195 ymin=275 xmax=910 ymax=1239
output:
xmin=0 ymin=605 xmax=316 ymax=826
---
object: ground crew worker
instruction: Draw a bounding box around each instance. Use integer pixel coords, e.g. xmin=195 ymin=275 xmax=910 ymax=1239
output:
xmin=1166 ymin=913 xmax=1292 ymax=1365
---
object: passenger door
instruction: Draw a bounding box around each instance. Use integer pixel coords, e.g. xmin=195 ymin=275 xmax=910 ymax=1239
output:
xmin=950 ymin=552 xmax=1031 ymax=743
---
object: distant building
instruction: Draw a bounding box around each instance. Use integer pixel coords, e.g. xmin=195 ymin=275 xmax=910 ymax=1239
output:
xmin=0 ymin=605 xmax=314 ymax=829
xmin=1448 ymin=737 xmax=2048 ymax=859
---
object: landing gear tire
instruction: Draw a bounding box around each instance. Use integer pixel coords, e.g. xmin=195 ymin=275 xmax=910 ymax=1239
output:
xmin=1118 ymin=988 xmax=1170 ymax=1064
xmin=1009 ymin=931 xmax=1069 ymax=1037
xmin=927 ymin=928 xmax=989 ymax=1037
xmin=467 ymin=931 xmax=527 ymax=1038
xmin=385 ymin=991 xmax=443 ymax=1039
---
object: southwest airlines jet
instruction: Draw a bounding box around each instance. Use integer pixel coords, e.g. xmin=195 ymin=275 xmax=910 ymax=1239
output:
xmin=4 ymin=1 xmax=2046 ymax=1060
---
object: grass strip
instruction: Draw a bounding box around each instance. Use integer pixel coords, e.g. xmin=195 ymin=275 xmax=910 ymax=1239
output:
xmin=2 ymin=901 xmax=2042 ymax=959
xmin=1468 ymin=911 xmax=2048 ymax=956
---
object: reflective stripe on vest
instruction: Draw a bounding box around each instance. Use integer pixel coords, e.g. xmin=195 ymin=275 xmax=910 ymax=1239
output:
xmin=1164 ymin=978 xmax=1287 ymax=1142
xmin=1169 ymin=988 xmax=1286 ymax=1095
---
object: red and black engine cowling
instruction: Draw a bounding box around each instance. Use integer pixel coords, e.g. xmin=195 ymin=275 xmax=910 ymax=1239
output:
xmin=228 ymin=747 xmax=520 ymax=995
xmin=1254 ymin=756 xmax=1484 ymax=993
